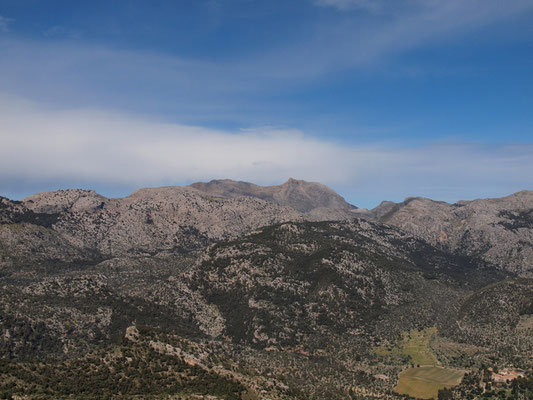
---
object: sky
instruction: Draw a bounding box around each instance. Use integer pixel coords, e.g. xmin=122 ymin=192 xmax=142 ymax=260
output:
xmin=0 ymin=0 xmax=532 ymax=208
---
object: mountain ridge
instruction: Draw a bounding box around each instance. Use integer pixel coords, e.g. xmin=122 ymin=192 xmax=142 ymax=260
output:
xmin=370 ymin=190 xmax=533 ymax=276
xmin=16 ymin=182 xmax=533 ymax=275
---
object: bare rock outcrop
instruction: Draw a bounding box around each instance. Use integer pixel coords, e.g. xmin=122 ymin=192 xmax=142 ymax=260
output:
xmin=25 ymin=189 xmax=106 ymax=214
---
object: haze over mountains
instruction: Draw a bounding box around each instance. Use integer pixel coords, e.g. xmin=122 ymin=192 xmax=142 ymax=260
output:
xmin=1 ymin=179 xmax=533 ymax=399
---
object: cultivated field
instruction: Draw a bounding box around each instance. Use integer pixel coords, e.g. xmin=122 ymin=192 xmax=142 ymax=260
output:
xmin=376 ymin=327 xmax=439 ymax=366
xmin=395 ymin=366 xmax=464 ymax=399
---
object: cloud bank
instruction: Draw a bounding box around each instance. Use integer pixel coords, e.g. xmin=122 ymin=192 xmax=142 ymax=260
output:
xmin=1 ymin=93 xmax=532 ymax=207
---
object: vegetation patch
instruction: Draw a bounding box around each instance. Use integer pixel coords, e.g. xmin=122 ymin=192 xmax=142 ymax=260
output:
xmin=376 ymin=327 xmax=439 ymax=366
xmin=0 ymin=328 xmax=248 ymax=400
xmin=394 ymin=366 xmax=464 ymax=399
xmin=498 ymin=209 xmax=533 ymax=231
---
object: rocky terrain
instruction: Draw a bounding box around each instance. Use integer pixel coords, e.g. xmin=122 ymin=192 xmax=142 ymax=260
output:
xmin=187 ymin=220 xmax=502 ymax=348
xmin=367 ymin=191 xmax=533 ymax=277
xmin=1 ymin=180 xmax=533 ymax=399
xmin=21 ymin=187 xmax=305 ymax=257
xmin=190 ymin=178 xmax=359 ymax=219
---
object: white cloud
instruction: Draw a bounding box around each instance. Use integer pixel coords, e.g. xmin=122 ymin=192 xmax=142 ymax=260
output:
xmin=1 ymin=93 xmax=532 ymax=206
xmin=300 ymin=0 xmax=533 ymax=73
xmin=0 ymin=16 xmax=13 ymax=32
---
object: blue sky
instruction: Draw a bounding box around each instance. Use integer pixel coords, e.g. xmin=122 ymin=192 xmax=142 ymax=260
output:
xmin=1 ymin=0 xmax=533 ymax=208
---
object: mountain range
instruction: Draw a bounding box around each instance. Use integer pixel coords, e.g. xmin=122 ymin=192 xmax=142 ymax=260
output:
xmin=1 ymin=179 xmax=532 ymax=399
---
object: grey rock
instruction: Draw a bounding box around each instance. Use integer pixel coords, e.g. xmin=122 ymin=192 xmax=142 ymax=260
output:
xmin=189 ymin=177 xmax=358 ymax=218
xmin=373 ymin=191 xmax=533 ymax=276
xmin=18 ymin=180 xmax=360 ymax=257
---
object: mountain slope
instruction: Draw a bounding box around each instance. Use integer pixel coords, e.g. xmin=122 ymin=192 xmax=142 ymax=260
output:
xmin=18 ymin=180 xmax=360 ymax=257
xmin=2 ymin=183 xmax=533 ymax=398
xmin=369 ymin=191 xmax=533 ymax=276
xmin=1 ymin=215 xmax=524 ymax=399
xmin=186 ymin=219 xmax=503 ymax=349
xmin=21 ymin=187 xmax=306 ymax=256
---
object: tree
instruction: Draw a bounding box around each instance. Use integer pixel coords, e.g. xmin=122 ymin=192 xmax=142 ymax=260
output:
xmin=438 ymin=388 xmax=453 ymax=400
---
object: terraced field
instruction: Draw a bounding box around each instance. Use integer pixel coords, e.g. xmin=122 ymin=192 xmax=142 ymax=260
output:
xmin=395 ymin=366 xmax=464 ymax=399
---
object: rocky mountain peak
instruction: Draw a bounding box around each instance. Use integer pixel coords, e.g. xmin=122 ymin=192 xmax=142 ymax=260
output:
xmin=284 ymin=177 xmax=302 ymax=185
xmin=9 ymin=183 xmax=533 ymax=276
xmin=190 ymin=178 xmax=358 ymax=216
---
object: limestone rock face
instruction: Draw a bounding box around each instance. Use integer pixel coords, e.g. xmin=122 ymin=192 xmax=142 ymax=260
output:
xmin=8 ymin=184 xmax=533 ymax=275
xmin=0 ymin=196 xmax=94 ymax=266
xmin=24 ymin=189 xmax=107 ymax=214
xmin=22 ymin=186 xmax=309 ymax=256
xmin=375 ymin=191 xmax=533 ymax=276
xmin=17 ymin=180 xmax=361 ymax=256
